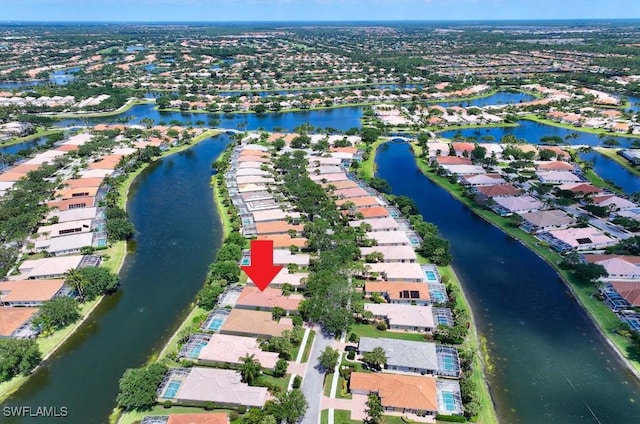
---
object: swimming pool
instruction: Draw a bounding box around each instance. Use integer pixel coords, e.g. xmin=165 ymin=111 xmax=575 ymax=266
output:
xmin=188 ymin=341 xmax=208 ymax=358
xmin=240 ymin=257 xmax=250 ymax=266
xmin=207 ymin=318 xmax=224 ymax=331
xmin=424 ymin=270 xmax=438 ymax=281
xmin=430 ymin=290 xmax=447 ymax=303
xmin=441 ymin=392 xmax=457 ymax=412
xmin=163 ymin=380 xmax=181 ymax=399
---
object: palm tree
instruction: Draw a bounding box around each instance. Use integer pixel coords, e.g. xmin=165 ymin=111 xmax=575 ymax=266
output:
xmin=238 ymin=353 xmax=262 ymax=385
xmin=66 ymin=268 xmax=88 ymax=300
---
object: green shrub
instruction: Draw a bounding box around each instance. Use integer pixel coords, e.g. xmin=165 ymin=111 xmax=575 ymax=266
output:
xmin=435 ymin=414 xmax=467 ymax=423
xmin=229 ymin=411 xmax=240 ymax=421
xmin=376 ymin=321 xmax=387 ymax=331
xmin=346 ymin=351 xmax=355 ymax=360
xmin=162 ymin=400 xmax=172 ymax=409
xmin=293 ymin=375 xmax=302 ymax=389
xmin=203 ymin=401 xmax=216 ymax=411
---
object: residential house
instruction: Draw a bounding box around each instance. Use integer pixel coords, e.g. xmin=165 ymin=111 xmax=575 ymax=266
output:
xmin=364 ymin=282 xmax=430 ymax=305
xmin=0 ymin=279 xmax=66 ymax=307
xmin=519 ymin=209 xmax=575 ymax=233
xmin=0 ymin=307 xmax=39 ymax=338
xmin=365 ymin=263 xmax=425 ymax=282
xmin=235 ymin=286 xmax=302 ymax=313
xmin=365 ymin=303 xmax=439 ymax=333
xmin=219 ymin=309 xmax=293 ymax=339
xmin=583 ymin=255 xmax=640 ymax=281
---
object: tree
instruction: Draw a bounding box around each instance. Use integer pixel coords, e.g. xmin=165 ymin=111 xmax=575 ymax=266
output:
xmin=65 ymin=268 xmax=88 ymax=300
xmin=116 ymin=363 xmax=167 ymax=411
xmin=78 ymin=267 xmax=119 ymax=301
xmin=196 ymin=283 xmax=224 ymax=309
xmin=470 ymin=144 xmax=487 ymax=163
xmin=208 ymin=260 xmax=241 ymax=283
xmin=106 ymin=217 xmax=135 ymax=241
xmin=362 ymin=347 xmax=387 ymax=370
xmin=364 ymin=393 xmax=383 ymax=424
xmin=239 ymin=354 xmax=262 ymax=385
xmin=573 ymin=263 xmax=608 ymax=285
xmin=273 ymin=358 xmax=289 ymax=378
xmin=241 ymin=409 xmax=277 ymax=424
xmin=0 ymin=338 xmax=42 ymax=383
xmin=269 ymin=389 xmax=308 ymax=424
xmin=32 ymin=297 xmax=80 ymax=332
xmin=361 ymin=127 xmax=382 ymax=143
xmin=318 ymin=346 xmax=340 ymax=373
xmin=272 ymin=306 xmax=286 ymax=321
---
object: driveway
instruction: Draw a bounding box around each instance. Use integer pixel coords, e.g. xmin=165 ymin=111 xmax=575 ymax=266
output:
xmin=300 ymin=327 xmax=334 ymax=424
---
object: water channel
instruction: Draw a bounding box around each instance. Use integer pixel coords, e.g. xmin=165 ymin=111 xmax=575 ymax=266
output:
xmin=4 ymin=135 xmax=230 ymax=423
xmin=375 ymin=141 xmax=640 ymax=424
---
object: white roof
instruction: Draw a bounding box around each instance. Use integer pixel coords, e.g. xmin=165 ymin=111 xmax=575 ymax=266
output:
xmin=176 ymin=367 xmax=268 ymax=407
xmin=366 ymin=262 xmax=425 ymax=281
xmin=35 ymin=232 xmax=94 ymax=254
xmin=47 ymin=207 xmax=98 ymax=223
xmin=360 ymin=245 xmax=417 ymax=261
xmin=252 ymin=209 xmax=301 ymax=222
xmin=349 ymin=217 xmax=400 ymax=232
xmin=16 ymin=255 xmax=84 ymax=279
xmin=365 ymin=303 xmax=435 ymax=329
xmin=37 ymin=219 xmax=93 ymax=238
xmin=366 ymin=231 xmax=411 ymax=246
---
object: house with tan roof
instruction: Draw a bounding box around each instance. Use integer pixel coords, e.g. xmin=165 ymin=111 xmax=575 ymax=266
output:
xmin=493 ymin=195 xmax=543 ymax=214
xmin=48 ymin=196 xmax=96 ymax=212
xmin=350 ymin=372 xmax=451 ymax=416
xmin=358 ymin=337 xmax=460 ymax=377
xmin=460 ymin=174 xmax=506 ymax=187
xmin=436 ymin=156 xmax=471 ymax=166
xmin=220 ymin=309 xmax=293 ymax=339
xmin=60 ymin=177 xmax=104 ymax=189
xmin=520 ymin=209 xmax=575 ymax=233
xmin=37 ymin=219 xmax=93 ymax=238
xmin=161 ymin=413 xmax=229 ymax=424
xmin=364 ymin=282 xmax=430 ymax=305
xmin=333 ymin=187 xmax=370 ymax=199
xmin=182 ymin=333 xmax=279 ymax=369
xmin=349 ymin=217 xmax=400 ymax=232
xmin=336 ymin=196 xmax=382 ymax=209
xmin=321 ymin=179 xmax=359 ymax=190
xmin=583 ymin=255 xmax=640 ymax=281
xmin=365 ymin=303 xmax=443 ymax=333
xmin=255 ymin=220 xmax=304 ymax=236
xmin=16 ymin=255 xmax=89 ymax=280
xmin=365 ymin=231 xmax=411 ymax=246
xmin=361 ymin=246 xmax=417 ymax=263
xmin=247 ymin=268 xmax=307 ymax=288
xmin=0 ymin=307 xmax=39 ymax=338
xmin=0 ymin=279 xmax=66 ymax=307
xmin=365 ymin=262 xmax=425 ymax=282
xmin=543 ymin=227 xmax=617 ymax=252
xmin=159 ymin=367 xmax=267 ymax=408
xmin=256 ymin=234 xmax=307 ymax=249
xmin=236 ymin=286 xmax=302 ymax=313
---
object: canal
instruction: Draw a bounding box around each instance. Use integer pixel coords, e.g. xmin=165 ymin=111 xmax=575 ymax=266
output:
xmin=3 ymin=135 xmax=231 ymax=423
xmin=375 ymin=141 xmax=640 ymax=424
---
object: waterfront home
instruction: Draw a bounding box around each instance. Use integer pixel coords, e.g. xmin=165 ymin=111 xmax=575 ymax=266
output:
xmin=538 ymin=146 xmax=570 ymax=161
xmin=0 ymin=307 xmax=39 ymax=338
xmin=236 ymin=175 xmax=275 ymax=185
xmin=0 ymin=279 xmax=66 ymax=307
xmin=541 ymin=227 xmax=617 ymax=252
xmin=179 ymin=333 xmax=279 ymax=369
xmin=535 ymin=161 xmax=575 ymax=172
xmin=460 ymin=174 xmax=506 ymax=187
xmin=451 ymin=142 xmax=475 ymax=157
xmin=158 ymin=367 xmax=267 ymax=408
xmin=272 ymin=250 xmax=310 ymax=267
xmin=357 ymin=205 xmax=391 ymax=219
xmin=141 ymin=413 xmax=230 ymax=424
xmin=349 ymin=217 xmax=400 ymax=232
xmin=365 ymin=231 xmax=411 ymax=246
xmin=336 ymin=196 xmax=382 ymax=209
xmin=426 ymin=142 xmax=451 ymax=159
xmin=492 ymin=195 xmax=544 ymax=215
xmin=583 ymin=255 xmax=640 ymax=281
xmin=365 ymin=262 xmax=425 ymax=282
xmin=591 ymin=194 xmax=638 ymax=211
xmin=558 ymin=182 xmax=603 ymax=195
xmin=34 ymin=232 xmax=94 ymax=256
xmin=247 ymin=268 xmax=307 ymax=288
xmin=46 ymin=207 xmax=98 ymax=223
xmin=252 ymin=209 xmax=301 ymax=223
xmin=47 ymin=196 xmax=96 ymax=211
xmin=333 ymin=187 xmax=370 ymax=199
xmin=23 ymin=150 xmax=66 ymax=165
xmin=219 ymin=309 xmax=294 ymax=339
xmin=37 ymin=219 xmax=93 ymax=238
xmin=357 ymin=337 xmax=460 ymax=377
xmin=320 ymin=179 xmax=359 ymax=190
xmin=60 ymin=177 xmax=104 ymax=189
xmin=16 ymin=255 xmax=97 ymax=280
xmin=439 ymin=164 xmax=486 ymax=176
xmin=536 ymin=171 xmax=582 ymax=184
xmin=235 ymin=286 xmax=302 ymax=313
xmin=435 ymin=156 xmax=471 ymax=166
xmin=519 ymin=209 xmax=576 ymax=233
xmin=256 ymin=234 xmax=307 ymax=249
xmin=364 ymin=281 xmax=431 ymax=305
xmin=609 ymin=281 xmax=640 ymax=307
xmin=349 ymin=372 xmax=463 ymax=416
xmin=620 ymin=149 xmax=640 ymax=165
xmin=360 ymin=246 xmax=417 ymax=263
xmin=309 ymin=172 xmax=350 ymax=183
xmin=365 ymin=303 xmax=445 ymax=333
xmin=255 ymin=220 xmax=304 ymax=236
xmin=474 ymin=184 xmax=522 ymax=200
xmin=78 ymin=168 xmax=115 ymax=179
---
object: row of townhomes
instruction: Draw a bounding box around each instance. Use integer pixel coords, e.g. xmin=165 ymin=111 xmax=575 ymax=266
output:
xmin=427 ymin=138 xmax=640 ymax=334
xmin=0 ymin=124 xmax=204 ymax=339
xmin=145 ymin=132 xmax=464 ymax=423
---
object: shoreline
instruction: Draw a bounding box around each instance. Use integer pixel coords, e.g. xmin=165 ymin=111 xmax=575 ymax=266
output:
xmin=0 ymin=128 xmax=221 ymax=404
xmin=595 ymin=147 xmax=640 ymax=177
xmin=0 ymin=128 xmax=65 ymax=148
xmin=404 ymin=141 xmax=640 ymax=383
xmin=37 ymin=98 xmax=155 ymax=119
xmin=521 ymin=114 xmax=640 ymax=140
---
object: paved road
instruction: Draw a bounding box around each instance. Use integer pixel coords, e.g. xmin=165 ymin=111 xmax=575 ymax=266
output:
xmin=300 ymin=328 xmax=334 ymax=424
xmin=562 ymin=205 xmax=632 ymax=240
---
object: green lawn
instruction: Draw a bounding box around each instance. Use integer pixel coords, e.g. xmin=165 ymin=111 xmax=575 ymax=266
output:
xmin=0 ymin=127 xmax=65 ymax=148
xmin=595 ymin=147 xmax=640 ymax=177
xmin=301 ymin=330 xmax=316 ymax=363
xmin=323 ymin=372 xmax=333 ymax=397
xmin=322 ymin=409 xmax=413 ymax=424
xmin=360 ymin=137 xmax=387 ymax=180
xmin=350 ymin=323 xmax=427 ymax=342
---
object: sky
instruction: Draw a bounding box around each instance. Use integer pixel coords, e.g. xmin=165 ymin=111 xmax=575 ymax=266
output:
xmin=1 ymin=0 xmax=640 ymax=22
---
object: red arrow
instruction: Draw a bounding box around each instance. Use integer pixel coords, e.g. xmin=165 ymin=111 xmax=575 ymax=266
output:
xmin=241 ymin=239 xmax=283 ymax=292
